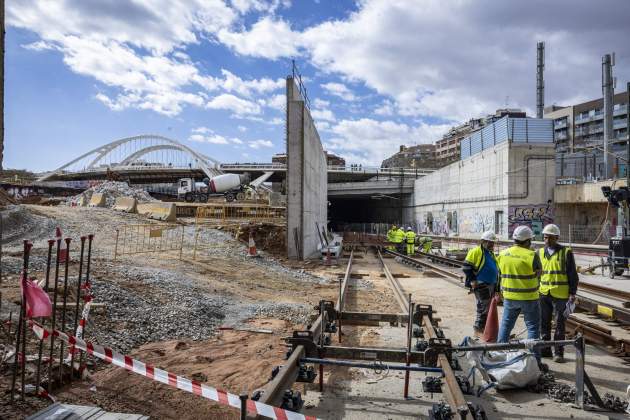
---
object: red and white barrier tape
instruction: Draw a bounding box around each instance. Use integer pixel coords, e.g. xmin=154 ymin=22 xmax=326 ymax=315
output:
xmin=29 ymin=321 xmax=317 ymax=420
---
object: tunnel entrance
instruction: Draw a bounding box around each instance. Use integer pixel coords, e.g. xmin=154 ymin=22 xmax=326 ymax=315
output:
xmin=328 ymin=194 xmax=413 ymax=231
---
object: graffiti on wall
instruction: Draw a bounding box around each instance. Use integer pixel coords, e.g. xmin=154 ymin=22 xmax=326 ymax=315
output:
xmin=508 ymin=201 xmax=554 ymax=239
xmin=459 ymin=211 xmax=494 ymax=235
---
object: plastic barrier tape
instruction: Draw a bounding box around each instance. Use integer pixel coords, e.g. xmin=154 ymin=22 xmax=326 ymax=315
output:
xmin=29 ymin=321 xmax=317 ymax=420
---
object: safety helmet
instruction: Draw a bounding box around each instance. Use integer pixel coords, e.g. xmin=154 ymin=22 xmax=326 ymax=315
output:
xmin=481 ymin=231 xmax=497 ymax=242
xmin=512 ymin=225 xmax=534 ymax=241
xmin=392 ymin=224 xmax=397 ymax=229
xmin=407 ymin=226 xmax=413 ymax=231
xmin=542 ymin=224 xmax=560 ymax=236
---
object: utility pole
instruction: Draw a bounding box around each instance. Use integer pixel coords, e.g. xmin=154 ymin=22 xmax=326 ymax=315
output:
xmin=1 ymin=0 xmax=4 ymax=173
xmin=627 ymin=82 xmax=630 ymax=188
xmin=536 ymin=42 xmax=545 ymax=118
xmin=602 ymin=53 xmax=615 ymax=179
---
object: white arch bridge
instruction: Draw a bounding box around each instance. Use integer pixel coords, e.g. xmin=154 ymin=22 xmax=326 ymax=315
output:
xmin=38 ymin=134 xmax=223 ymax=183
xmin=38 ymin=134 xmax=435 ymax=185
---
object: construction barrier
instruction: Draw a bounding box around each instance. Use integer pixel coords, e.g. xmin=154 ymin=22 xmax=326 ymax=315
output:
xmin=88 ymin=193 xmax=106 ymax=207
xmin=114 ymin=224 xmax=184 ymax=260
xmin=137 ymin=202 xmax=177 ymax=222
xmin=195 ymin=204 xmax=285 ymax=224
xmin=113 ymin=197 xmax=138 ymax=213
xmin=29 ymin=321 xmax=318 ymax=420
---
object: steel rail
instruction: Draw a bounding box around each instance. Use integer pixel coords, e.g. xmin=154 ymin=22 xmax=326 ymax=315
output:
xmin=382 ymin=249 xmax=464 ymax=285
xmin=579 ymin=282 xmax=630 ymax=304
xmin=376 ymin=250 xmax=471 ymax=419
xmin=256 ymin=250 xmax=354 ymax=409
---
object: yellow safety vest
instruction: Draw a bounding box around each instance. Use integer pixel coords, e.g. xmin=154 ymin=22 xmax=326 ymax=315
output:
xmin=387 ymin=229 xmax=395 ymax=242
xmin=498 ymin=245 xmax=539 ymax=301
xmin=405 ymin=231 xmax=416 ymax=244
xmin=393 ymin=229 xmax=405 ymax=243
xmin=539 ymin=247 xmax=570 ymax=299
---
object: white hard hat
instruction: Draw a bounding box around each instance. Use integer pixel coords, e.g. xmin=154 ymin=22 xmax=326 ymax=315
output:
xmin=407 ymin=226 xmax=413 ymax=231
xmin=542 ymin=224 xmax=560 ymax=236
xmin=512 ymin=225 xmax=534 ymax=241
xmin=481 ymin=231 xmax=497 ymax=242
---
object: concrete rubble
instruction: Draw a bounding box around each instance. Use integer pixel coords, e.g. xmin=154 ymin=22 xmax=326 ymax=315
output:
xmin=65 ymin=181 xmax=156 ymax=207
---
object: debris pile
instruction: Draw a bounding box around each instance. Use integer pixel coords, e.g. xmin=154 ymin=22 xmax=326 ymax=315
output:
xmin=529 ymin=372 xmax=629 ymax=412
xmin=0 ymin=188 xmax=16 ymax=206
xmin=0 ymin=205 xmax=54 ymax=245
xmin=237 ymin=223 xmax=286 ymax=255
xmin=66 ymin=181 xmax=156 ymax=207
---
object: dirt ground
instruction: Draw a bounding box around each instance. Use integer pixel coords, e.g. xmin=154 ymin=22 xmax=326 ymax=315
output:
xmin=1 ymin=205 xmax=629 ymax=419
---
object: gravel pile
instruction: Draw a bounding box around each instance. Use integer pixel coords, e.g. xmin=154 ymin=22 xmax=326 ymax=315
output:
xmin=66 ymin=181 xmax=156 ymax=207
xmin=0 ymin=205 xmax=55 ymax=246
xmin=86 ymin=263 xmax=316 ymax=353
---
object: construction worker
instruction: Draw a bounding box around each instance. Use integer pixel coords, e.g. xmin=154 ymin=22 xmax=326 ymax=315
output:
xmin=538 ymin=224 xmax=579 ymax=363
xmin=463 ymin=231 xmax=499 ymax=336
xmin=497 ymin=226 xmax=542 ymax=354
xmin=386 ymin=224 xmax=397 ymax=251
xmin=421 ymin=236 xmax=433 ymax=253
xmin=405 ymin=227 xmax=416 ymax=255
xmin=394 ymin=225 xmax=406 ymax=253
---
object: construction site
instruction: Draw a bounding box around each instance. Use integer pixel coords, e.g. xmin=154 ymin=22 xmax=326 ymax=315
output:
xmin=2 ymin=2 xmax=630 ymax=420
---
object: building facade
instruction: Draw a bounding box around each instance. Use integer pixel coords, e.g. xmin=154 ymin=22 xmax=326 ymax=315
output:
xmin=381 ymin=144 xmax=437 ymax=169
xmin=545 ymin=91 xmax=629 ymax=154
xmin=435 ymin=109 xmax=526 ymax=166
xmin=414 ymin=116 xmax=555 ymax=240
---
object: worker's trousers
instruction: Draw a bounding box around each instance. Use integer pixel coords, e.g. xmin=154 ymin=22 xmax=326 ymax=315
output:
xmin=540 ymin=293 xmax=568 ymax=356
xmin=498 ymin=299 xmax=540 ymax=359
xmin=406 ymin=243 xmax=415 ymax=255
xmin=473 ymin=284 xmax=494 ymax=331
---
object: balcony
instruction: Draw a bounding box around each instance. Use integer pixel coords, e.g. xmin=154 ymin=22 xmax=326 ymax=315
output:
xmin=575 ymin=115 xmax=591 ymax=124
xmin=614 ymin=104 xmax=628 ymax=116
xmin=614 ymin=120 xmax=628 ymax=129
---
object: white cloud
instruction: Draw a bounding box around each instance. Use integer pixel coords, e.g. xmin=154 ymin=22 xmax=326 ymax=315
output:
xmin=314 ymin=98 xmax=330 ymax=108
xmin=262 ymin=94 xmax=286 ymax=111
xmin=311 ymin=108 xmax=336 ymax=122
xmin=321 ymin=82 xmax=356 ymax=101
xmin=325 ymin=118 xmax=450 ymax=165
xmin=206 ymin=94 xmax=262 ymax=115
xmin=217 ymin=17 xmax=300 ymax=59
xmin=188 ymin=127 xmax=244 ymax=145
xmin=237 ymin=125 xmax=248 ymax=132
xmin=249 ymin=139 xmax=274 ymax=149
xmin=374 ymin=100 xmax=394 ymax=116
xmin=21 ymin=40 xmax=57 ymax=51
xmin=220 ymin=69 xmax=284 ymax=97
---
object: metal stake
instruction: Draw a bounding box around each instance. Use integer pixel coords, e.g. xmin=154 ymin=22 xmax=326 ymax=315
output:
xmin=48 ymin=238 xmax=62 ymax=392
xmin=35 ymin=239 xmax=55 ymax=393
xmin=338 ymin=277 xmax=342 ymax=343
xmin=10 ymin=240 xmax=30 ymax=401
xmin=239 ymin=393 xmax=248 ymax=420
xmin=69 ymin=236 xmax=86 ymax=382
xmin=404 ymin=294 xmax=413 ymax=399
xmin=58 ymin=237 xmax=72 ymax=386
xmin=79 ymin=234 xmax=94 ymax=371
xmin=575 ymin=335 xmax=585 ymax=409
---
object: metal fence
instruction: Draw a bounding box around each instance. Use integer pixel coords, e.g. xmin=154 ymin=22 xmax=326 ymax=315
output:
xmin=114 ymin=224 xmax=185 ymax=260
xmin=564 ymin=224 xmax=613 ymax=245
xmin=195 ymin=204 xmax=285 ymax=224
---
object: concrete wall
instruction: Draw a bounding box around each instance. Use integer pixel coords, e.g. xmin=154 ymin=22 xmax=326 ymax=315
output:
xmin=413 ymin=141 xmax=555 ymax=240
xmin=286 ymin=77 xmax=328 ymax=259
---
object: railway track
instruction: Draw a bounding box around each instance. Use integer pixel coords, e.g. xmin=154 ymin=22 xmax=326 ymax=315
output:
xmin=393 ymin=249 xmax=630 ymax=358
xmin=256 ymin=248 xmax=482 ymax=419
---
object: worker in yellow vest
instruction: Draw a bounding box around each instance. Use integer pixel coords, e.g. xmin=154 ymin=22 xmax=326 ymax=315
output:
xmin=538 ymin=224 xmax=579 ymax=363
xmin=386 ymin=225 xmax=397 ymax=251
xmin=394 ymin=226 xmax=406 ymax=253
xmin=497 ymin=226 xmax=542 ymax=353
xmin=405 ymin=227 xmax=416 ymax=255
xmin=463 ymin=231 xmax=499 ymax=336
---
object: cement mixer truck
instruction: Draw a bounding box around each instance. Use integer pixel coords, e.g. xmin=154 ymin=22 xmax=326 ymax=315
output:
xmin=177 ymin=173 xmax=251 ymax=202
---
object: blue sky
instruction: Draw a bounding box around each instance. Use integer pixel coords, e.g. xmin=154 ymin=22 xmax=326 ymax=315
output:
xmin=5 ymin=0 xmax=630 ymax=172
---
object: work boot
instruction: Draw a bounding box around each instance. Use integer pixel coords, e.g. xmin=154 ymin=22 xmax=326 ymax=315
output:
xmin=473 ymin=327 xmax=483 ymax=337
xmin=553 ymin=354 xmax=565 ymax=363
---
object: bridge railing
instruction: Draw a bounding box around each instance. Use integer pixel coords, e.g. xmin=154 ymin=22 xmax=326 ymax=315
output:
xmin=219 ymin=163 xmax=436 ymax=176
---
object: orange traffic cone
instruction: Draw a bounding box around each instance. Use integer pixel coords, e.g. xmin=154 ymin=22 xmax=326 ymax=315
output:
xmin=482 ymin=294 xmax=499 ymax=343
xmin=56 ymin=227 xmax=68 ymax=263
xmin=247 ymin=232 xmax=258 ymax=257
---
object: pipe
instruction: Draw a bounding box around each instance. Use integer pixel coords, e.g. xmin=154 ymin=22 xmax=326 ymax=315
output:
xmin=453 ymin=338 xmax=577 ymax=352
xmin=300 ymin=358 xmax=443 ymax=373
